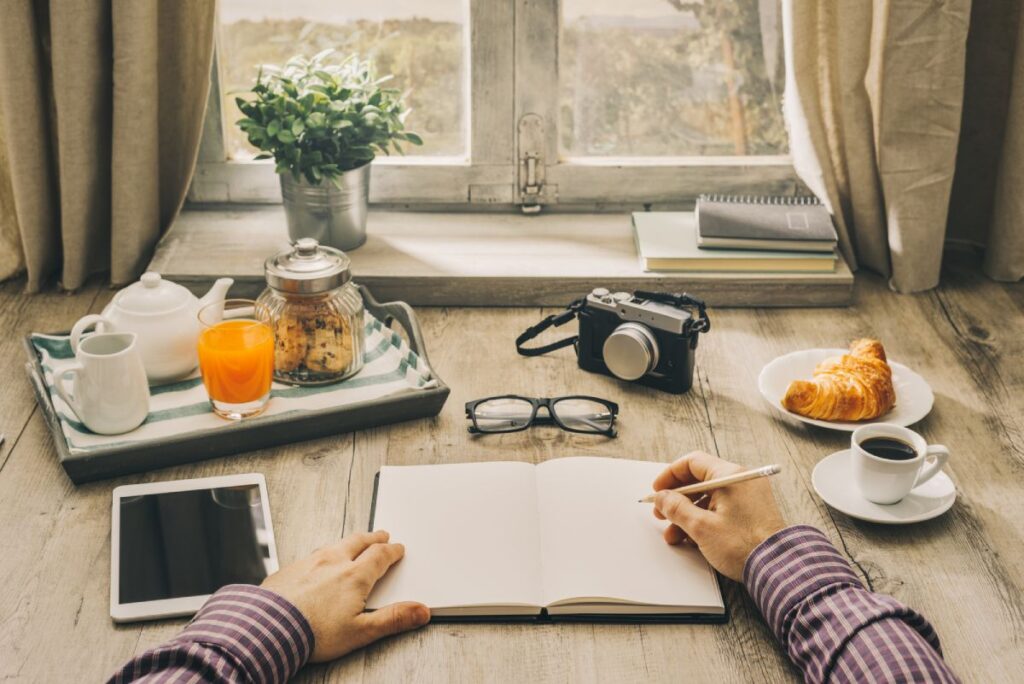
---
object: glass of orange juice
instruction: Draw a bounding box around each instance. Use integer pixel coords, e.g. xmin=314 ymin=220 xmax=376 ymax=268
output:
xmin=197 ymin=299 xmax=274 ymax=420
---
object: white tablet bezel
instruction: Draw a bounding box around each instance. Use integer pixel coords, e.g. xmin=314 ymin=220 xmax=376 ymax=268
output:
xmin=110 ymin=473 xmax=280 ymax=623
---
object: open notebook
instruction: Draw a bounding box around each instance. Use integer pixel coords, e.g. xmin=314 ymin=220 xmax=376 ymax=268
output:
xmin=366 ymin=457 xmax=725 ymax=622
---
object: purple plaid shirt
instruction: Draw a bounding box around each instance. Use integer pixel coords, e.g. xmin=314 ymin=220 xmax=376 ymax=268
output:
xmin=109 ymin=525 xmax=958 ymax=683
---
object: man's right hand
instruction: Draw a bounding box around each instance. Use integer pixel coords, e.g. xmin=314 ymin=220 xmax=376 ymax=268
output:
xmin=651 ymin=451 xmax=786 ymax=581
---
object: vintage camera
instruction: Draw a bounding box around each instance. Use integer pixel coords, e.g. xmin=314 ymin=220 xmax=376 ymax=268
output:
xmin=576 ymin=288 xmax=710 ymax=394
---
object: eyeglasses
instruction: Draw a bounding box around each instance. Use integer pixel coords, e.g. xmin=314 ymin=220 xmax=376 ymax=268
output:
xmin=465 ymin=395 xmax=618 ymax=437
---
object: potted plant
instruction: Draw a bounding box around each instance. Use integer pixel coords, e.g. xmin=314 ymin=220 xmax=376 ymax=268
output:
xmin=235 ymin=50 xmax=422 ymax=250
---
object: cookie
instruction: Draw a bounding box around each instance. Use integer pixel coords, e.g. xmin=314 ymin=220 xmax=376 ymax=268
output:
xmin=304 ymin=315 xmax=353 ymax=373
xmin=274 ymin=314 xmax=309 ymax=372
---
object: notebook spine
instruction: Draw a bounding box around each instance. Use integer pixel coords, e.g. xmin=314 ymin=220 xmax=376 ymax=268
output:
xmin=698 ymin=194 xmax=821 ymax=206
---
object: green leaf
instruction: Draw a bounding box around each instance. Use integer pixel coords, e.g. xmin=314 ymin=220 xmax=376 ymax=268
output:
xmin=267 ymin=119 xmax=280 ymax=137
xmin=254 ymin=153 xmax=273 ymax=160
xmin=403 ymin=132 xmax=423 ymax=145
xmin=277 ymin=129 xmax=296 ymax=143
xmin=291 ymin=118 xmax=305 ymax=135
xmin=311 ymin=48 xmax=335 ymax=64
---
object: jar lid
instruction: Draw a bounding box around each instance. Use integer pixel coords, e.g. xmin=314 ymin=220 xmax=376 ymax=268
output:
xmin=265 ymin=238 xmax=352 ymax=294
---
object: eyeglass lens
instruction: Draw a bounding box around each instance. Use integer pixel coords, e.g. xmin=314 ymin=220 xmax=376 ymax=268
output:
xmin=551 ymin=398 xmax=615 ymax=433
xmin=473 ymin=397 xmax=535 ymax=432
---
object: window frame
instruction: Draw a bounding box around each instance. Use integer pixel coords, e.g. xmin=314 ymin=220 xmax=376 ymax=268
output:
xmin=189 ymin=0 xmax=800 ymax=209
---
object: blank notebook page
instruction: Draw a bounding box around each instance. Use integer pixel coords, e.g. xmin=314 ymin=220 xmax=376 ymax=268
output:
xmin=365 ymin=462 xmax=543 ymax=611
xmin=536 ymin=457 xmax=723 ymax=610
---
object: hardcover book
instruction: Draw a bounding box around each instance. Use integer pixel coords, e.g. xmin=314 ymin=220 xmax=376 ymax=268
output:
xmin=696 ymin=195 xmax=838 ymax=251
xmin=632 ymin=212 xmax=836 ymax=273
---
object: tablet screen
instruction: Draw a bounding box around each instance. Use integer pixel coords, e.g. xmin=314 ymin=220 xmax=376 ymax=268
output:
xmin=118 ymin=484 xmax=275 ymax=604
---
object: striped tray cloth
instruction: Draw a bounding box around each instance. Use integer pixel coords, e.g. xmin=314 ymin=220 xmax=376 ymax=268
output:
xmin=30 ymin=314 xmax=436 ymax=454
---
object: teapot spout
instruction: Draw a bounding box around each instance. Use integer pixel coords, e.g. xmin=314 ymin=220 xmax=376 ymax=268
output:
xmin=198 ymin=277 xmax=234 ymax=311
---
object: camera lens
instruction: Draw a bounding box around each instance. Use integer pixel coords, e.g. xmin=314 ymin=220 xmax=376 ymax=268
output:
xmin=602 ymin=322 xmax=660 ymax=381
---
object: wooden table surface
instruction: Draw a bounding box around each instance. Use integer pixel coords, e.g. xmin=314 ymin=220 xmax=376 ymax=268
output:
xmin=2 ymin=254 xmax=1022 ymax=683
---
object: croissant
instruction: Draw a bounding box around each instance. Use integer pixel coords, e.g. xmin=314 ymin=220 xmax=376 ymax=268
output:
xmin=782 ymin=339 xmax=896 ymax=421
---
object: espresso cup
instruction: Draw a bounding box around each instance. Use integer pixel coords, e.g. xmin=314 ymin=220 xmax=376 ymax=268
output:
xmin=53 ymin=332 xmax=150 ymax=435
xmin=851 ymin=423 xmax=949 ymax=505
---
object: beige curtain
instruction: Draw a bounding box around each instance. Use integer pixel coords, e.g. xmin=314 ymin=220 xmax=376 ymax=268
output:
xmin=783 ymin=0 xmax=974 ymax=293
xmin=0 ymin=0 xmax=216 ymax=292
xmin=985 ymin=2 xmax=1024 ymax=280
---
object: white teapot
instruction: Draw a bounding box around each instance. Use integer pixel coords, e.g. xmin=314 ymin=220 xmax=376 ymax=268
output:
xmin=70 ymin=273 xmax=233 ymax=384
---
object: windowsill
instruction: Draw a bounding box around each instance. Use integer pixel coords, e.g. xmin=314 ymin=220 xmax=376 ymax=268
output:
xmin=150 ymin=205 xmax=853 ymax=307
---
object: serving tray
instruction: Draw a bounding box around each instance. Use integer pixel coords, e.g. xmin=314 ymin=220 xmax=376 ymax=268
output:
xmin=24 ymin=286 xmax=450 ymax=484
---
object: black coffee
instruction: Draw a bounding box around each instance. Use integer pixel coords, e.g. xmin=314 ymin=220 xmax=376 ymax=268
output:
xmin=860 ymin=437 xmax=918 ymax=461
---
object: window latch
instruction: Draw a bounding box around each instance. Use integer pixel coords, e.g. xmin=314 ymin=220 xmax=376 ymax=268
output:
xmin=518 ymin=114 xmax=554 ymax=214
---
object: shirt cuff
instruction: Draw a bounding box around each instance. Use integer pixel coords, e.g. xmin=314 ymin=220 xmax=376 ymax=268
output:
xmin=742 ymin=524 xmax=862 ymax=640
xmin=172 ymin=584 xmax=316 ymax=683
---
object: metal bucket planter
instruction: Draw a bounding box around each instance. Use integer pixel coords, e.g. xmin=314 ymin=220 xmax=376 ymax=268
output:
xmin=280 ymin=162 xmax=370 ymax=251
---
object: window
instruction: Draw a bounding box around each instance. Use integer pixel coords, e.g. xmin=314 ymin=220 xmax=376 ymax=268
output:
xmin=560 ymin=0 xmax=786 ymax=157
xmin=191 ymin=0 xmax=796 ymax=209
xmin=218 ymin=2 xmax=468 ymax=160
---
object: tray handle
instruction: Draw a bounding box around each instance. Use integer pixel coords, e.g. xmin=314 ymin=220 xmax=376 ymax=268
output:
xmin=357 ymin=285 xmax=437 ymax=372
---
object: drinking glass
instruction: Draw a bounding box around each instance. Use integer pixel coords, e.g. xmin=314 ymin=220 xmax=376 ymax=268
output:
xmin=197 ymin=299 xmax=274 ymax=420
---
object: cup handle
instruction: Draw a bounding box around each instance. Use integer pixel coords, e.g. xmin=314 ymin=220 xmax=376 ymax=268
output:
xmin=70 ymin=314 xmax=112 ymax=352
xmin=914 ymin=445 xmax=950 ymax=488
xmin=53 ymin=363 xmax=85 ymax=423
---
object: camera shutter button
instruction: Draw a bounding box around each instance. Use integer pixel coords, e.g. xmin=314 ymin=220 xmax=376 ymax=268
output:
xmin=602 ymin=322 xmax=660 ymax=381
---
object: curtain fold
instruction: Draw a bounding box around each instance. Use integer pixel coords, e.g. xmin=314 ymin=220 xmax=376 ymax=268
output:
xmin=0 ymin=0 xmax=215 ymax=292
xmin=987 ymin=5 xmax=1024 ymax=281
xmin=784 ymin=0 xmax=974 ymax=293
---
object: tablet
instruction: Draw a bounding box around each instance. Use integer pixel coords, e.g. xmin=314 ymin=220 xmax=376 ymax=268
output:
xmin=110 ymin=473 xmax=280 ymax=623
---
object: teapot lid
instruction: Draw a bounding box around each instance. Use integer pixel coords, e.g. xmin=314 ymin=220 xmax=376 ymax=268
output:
xmin=265 ymin=238 xmax=352 ymax=294
xmin=115 ymin=272 xmax=193 ymax=314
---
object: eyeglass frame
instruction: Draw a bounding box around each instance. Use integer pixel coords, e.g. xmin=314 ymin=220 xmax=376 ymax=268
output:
xmin=464 ymin=394 xmax=619 ymax=437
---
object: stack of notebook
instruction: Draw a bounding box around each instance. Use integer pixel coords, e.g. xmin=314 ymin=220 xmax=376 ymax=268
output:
xmin=632 ymin=195 xmax=838 ymax=273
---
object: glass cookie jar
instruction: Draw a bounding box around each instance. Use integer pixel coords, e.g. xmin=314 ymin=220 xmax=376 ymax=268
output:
xmin=257 ymin=238 xmax=365 ymax=385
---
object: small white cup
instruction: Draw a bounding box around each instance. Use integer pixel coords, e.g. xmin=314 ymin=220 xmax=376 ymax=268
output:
xmin=851 ymin=423 xmax=949 ymax=505
xmin=54 ymin=332 xmax=150 ymax=435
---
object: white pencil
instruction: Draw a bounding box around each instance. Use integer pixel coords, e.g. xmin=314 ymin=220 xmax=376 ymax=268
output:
xmin=637 ymin=463 xmax=781 ymax=503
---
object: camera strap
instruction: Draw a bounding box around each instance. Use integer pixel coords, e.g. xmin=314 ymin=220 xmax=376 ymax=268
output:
xmin=515 ymin=298 xmax=585 ymax=357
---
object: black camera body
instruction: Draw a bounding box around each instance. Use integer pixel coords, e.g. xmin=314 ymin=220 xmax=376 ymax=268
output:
xmin=575 ymin=288 xmax=709 ymax=394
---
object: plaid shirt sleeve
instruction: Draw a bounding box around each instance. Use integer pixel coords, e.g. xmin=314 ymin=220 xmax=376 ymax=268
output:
xmin=744 ymin=525 xmax=960 ymax=684
xmin=107 ymin=584 xmax=315 ymax=684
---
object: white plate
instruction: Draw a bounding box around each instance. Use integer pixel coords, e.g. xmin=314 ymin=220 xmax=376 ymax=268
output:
xmin=812 ymin=449 xmax=956 ymax=524
xmin=758 ymin=348 xmax=934 ymax=432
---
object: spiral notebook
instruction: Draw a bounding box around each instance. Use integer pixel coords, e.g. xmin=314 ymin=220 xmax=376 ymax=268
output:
xmin=696 ymin=194 xmax=837 ymax=252
xmin=365 ymin=458 xmax=726 ymax=623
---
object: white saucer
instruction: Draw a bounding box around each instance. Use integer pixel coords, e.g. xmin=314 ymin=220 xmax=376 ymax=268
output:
xmin=812 ymin=449 xmax=956 ymax=524
xmin=758 ymin=348 xmax=934 ymax=432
